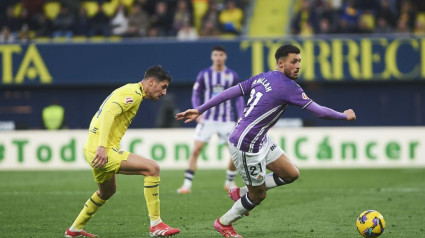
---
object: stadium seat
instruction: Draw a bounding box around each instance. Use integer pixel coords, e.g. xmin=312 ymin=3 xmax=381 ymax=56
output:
xmin=81 ymin=1 xmax=99 ymax=18
xmin=120 ymin=0 xmax=134 ymax=8
xmin=13 ymin=2 xmax=22 ymax=17
xmin=102 ymin=1 xmax=118 ymax=17
xmin=248 ymin=0 xmax=291 ymax=37
xmin=192 ymin=0 xmax=209 ymax=32
xmin=44 ymin=1 xmax=61 ymax=20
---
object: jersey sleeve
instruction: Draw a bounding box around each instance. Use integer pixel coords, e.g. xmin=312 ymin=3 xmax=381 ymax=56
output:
xmin=286 ymin=83 xmax=313 ymax=109
xmin=238 ymin=75 xmax=258 ymax=95
xmin=110 ymin=90 xmax=140 ymax=113
xmin=192 ymin=71 xmax=205 ymax=108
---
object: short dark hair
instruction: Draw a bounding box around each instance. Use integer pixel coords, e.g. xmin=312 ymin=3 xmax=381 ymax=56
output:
xmin=275 ymin=45 xmax=300 ymax=62
xmin=144 ymin=65 xmax=172 ymax=82
xmin=212 ymin=45 xmax=226 ymax=53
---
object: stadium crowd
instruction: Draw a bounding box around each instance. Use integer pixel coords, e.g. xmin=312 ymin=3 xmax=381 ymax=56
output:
xmin=1 ymin=0 xmax=424 ymax=43
xmin=291 ymin=0 xmax=425 ymax=35
xmin=0 ymin=0 xmax=246 ymax=42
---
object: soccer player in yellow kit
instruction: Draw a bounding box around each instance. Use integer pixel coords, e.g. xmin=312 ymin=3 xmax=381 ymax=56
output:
xmin=64 ymin=66 xmax=180 ymax=237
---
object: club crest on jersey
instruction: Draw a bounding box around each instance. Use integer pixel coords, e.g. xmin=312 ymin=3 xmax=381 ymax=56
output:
xmin=125 ymin=97 xmax=134 ymax=104
xmin=257 ymin=175 xmax=264 ymax=182
xmin=302 ymin=93 xmax=309 ymax=100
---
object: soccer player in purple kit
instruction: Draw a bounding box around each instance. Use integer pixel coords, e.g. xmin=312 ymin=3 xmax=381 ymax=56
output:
xmin=176 ymin=45 xmax=356 ymax=237
xmin=177 ymin=45 xmax=245 ymax=194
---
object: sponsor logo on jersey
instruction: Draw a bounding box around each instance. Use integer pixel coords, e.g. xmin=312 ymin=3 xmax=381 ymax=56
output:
xmin=125 ymin=97 xmax=134 ymax=104
xmin=302 ymin=93 xmax=309 ymax=100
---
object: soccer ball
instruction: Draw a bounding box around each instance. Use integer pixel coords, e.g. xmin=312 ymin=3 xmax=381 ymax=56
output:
xmin=356 ymin=210 xmax=386 ymax=237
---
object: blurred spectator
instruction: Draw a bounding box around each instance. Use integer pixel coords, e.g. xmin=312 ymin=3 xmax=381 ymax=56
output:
xmin=291 ymin=0 xmax=319 ymax=35
xmin=338 ymin=0 xmax=361 ymax=33
xmin=173 ymin=0 xmax=193 ymax=33
xmin=73 ymin=6 xmax=90 ymax=36
xmin=201 ymin=18 xmax=221 ymax=37
xmin=177 ymin=22 xmax=198 ymax=40
xmin=397 ymin=0 xmax=416 ymax=31
xmin=201 ymin=1 xmax=221 ymax=36
xmin=376 ymin=0 xmax=397 ymax=28
xmin=374 ymin=17 xmax=392 ymax=34
xmin=35 ymin=13 xmax=53 ymax=37
xmin=52 ymin=4 xmax=75 ymax=38
xmin=2 ymin=6 xmax=20 ymax=33
xmin=155 ymin=94 xmax=181 ymax=128
xmin=61 ymin=0 xmax=81 ymax=14
xmin=317 ymin=0 xmax=338 ymax=33
xmin=89 ymin=6 xmax=111 ymax=36
xmin=0 ymin=26 xmax=15 ymax=43
xmin=18 ymin=24 xmax=31 ymax=42
xmin=151 ymin=1 xmax=174 ymax=36
xmin=18 ymin=7 xmax=38 ymax=32
xmin=22 ymin=0 xmax=44 ymax=19
xmin=125 ymin=4 xmax=150 ymax=37
xmin=110 ymin=4 xmax=129 ymax=36
xmin=357 ymin=10 xmax=375 ymax=34
xmin=414 ymin=16 xmax=425 ymax=34
xmin=219 ymin=0 xmax=243 ymax=35
xmin=396 ymin=18 xmax=410 ymax=33
xmin=317 ymin=18 xmax=332 ymax=34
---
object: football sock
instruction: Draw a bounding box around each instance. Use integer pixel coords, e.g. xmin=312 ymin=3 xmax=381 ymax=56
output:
xmin=236 ymin=173 xmax=288 ymax=198
xmin=182 ymin=169 xmax=194 ymax=189
xmin=265 ymin=172 xmax=289 ymax=189
xmin=144 ymin=176 xmax=161 ymax=225
xmin=220 ymin=193 xmax=259 ymax=225
xmin=225 ymin=169 xmax=237 ymax=183
xmin=239 ymin=186 xmax=249 ymax=197
xmin=71 ymin=192 xmax=106 ymax=230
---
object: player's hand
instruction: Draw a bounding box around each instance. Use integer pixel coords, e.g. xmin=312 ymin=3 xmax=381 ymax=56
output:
xmin=344 ymin=109 xmax=356 ymax=121
xmin=175 ymin=109 xmax=200 ymax=123
xmin=92 ymin=146 xmax=107 ymax=168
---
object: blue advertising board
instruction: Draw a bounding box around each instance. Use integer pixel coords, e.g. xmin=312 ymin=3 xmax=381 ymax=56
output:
xmin=1 ymin=35 xmax=424 ymax=85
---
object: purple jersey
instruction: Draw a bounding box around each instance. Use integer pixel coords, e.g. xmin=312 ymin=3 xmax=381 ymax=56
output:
xmin=192 ymin=67 xmax=244 ymax=122
xmin=229 ymin=70 xmax=313 ymax=153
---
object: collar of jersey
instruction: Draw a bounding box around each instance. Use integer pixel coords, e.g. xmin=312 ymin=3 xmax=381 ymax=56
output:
xmin=139 ymin=82 xmax=146 ymax=98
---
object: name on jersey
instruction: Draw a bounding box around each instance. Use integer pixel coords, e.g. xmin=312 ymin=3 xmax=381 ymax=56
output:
xmin=252 ymin=77 xmax=272 ymax=92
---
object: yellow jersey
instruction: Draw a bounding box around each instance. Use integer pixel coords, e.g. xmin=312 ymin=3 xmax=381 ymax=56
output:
xmin=85 ymin=82 xmax=145 ymax=151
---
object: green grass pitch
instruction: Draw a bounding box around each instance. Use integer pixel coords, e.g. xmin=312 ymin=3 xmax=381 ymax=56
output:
xmin=1 ymin=169 xmax=425 ymax=237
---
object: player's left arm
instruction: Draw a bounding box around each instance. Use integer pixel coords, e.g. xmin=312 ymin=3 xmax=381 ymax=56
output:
xmin=287 ymin=84 xmax=356 ymax=121
xmin=306 ymin=102 xmax=356 ymax=120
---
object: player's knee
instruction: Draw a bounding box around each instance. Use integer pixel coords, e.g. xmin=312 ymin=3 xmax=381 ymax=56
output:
xmin=145 ymin=162 xmax=160 ymax=176
xmin=192 ymin=147 xmax=202 ymax=157
xmin=291 ymin=169 xmax=300 ymax=181
xmin=249 ymin=189 xmax=267 ymax=203
xmin=284 ymin=168 xmax=300 ymax=184
xmin=98 ymin=189 xmax=115 ymax=200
